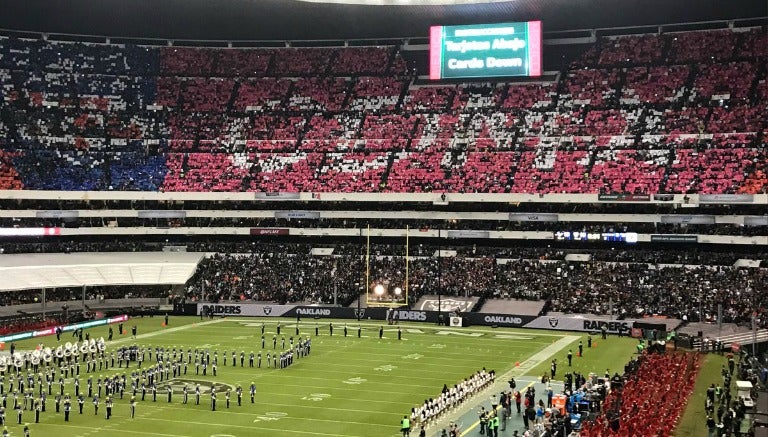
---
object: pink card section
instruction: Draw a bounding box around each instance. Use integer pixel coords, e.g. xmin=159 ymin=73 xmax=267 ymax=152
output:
xmin=429 ymin=25 xmax=443 ymax=80
xmin=527 ymin=20 xmax=543 ymax=77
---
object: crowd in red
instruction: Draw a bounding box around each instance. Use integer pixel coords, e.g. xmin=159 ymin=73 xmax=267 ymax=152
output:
xmin=580 ymin=352 xmax=702 ymax=437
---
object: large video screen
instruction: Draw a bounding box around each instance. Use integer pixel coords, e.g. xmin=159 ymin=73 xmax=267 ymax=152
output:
xmin=429 ymin=21 xmax=542 ymax=80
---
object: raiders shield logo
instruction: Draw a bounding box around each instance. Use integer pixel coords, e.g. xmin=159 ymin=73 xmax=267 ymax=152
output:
xmin=548 ymin=318 xmax=559 ymax=328
xmin=354 ymin=309 xmax=365 ymax=319
xmin=263 ymin=306 xmax=272 ymax=315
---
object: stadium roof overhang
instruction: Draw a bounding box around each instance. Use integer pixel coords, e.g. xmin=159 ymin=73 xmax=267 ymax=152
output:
xmin=0 ymin=252 xmax=204 ymax=292
xmin=0 ymin=0 xmax=763 ymax=41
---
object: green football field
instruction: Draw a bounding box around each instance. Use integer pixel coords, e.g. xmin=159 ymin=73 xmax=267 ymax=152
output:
xmin=2 ymin=316 xmax=639 ymax=437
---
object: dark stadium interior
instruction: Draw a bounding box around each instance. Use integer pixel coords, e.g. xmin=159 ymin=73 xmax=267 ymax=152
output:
xmin=0 ymin=0 xmax=765 ymax=41
xmin=0 ymin=1 xmax=766 ymax=436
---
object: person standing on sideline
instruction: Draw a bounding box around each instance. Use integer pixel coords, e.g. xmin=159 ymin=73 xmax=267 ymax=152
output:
xmin=547 ymin=386 xmax=554 ymax=408
xmin=329 ymin=322 xmax=333 ymax=336
xmin=400 ymin=415 xmax=410 ymax=437
xmin=479 ymin=407 xmax=488 ymax=435
xmin=567 ymin=350 xmax=573 ymax=367
xmin=706 ymin=415 xmax=716 ymax=437
xmin=379 ymin=326 xmax=384 ymax=339
xmin=578 ymin=340 xmax=583 ymax=357
xmin=344 ymin=325 xmax=348 ymax=337
xmin=164 ymin=314 xmax=169 ymax=326
xmin=550 ymin=360 xmax=557 ymax=379
xmin=587 ymin=335 xmax=592 ymax=349
xmin=398 ymin=327 xmax=402 ymax=340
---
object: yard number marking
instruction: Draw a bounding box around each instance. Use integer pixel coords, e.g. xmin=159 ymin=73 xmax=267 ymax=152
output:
xmin=374 ymin=365 xmax=398 ymax=372
xmin=301 ymin=393 xmax=332 ymax=401
xmin=253 ymin=411 xmax=288 ymax=423
xmin=403 ymin=353 xmax=423 ymax=360
xmin=342 ymin=377 xmax=367 ymax=385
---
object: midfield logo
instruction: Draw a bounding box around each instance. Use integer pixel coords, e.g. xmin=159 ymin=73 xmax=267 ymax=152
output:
xmin=167 ymin=378 xmax=234 ymax=394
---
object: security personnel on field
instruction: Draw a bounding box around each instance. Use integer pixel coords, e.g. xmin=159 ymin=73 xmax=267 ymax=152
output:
xmin=400 ymin=415 xmax=410 ymax=436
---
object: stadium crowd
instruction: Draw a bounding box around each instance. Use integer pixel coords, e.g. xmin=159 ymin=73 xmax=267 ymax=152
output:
xmin=0 ymin=28 xmax=766 ymax=194
xmin=177 ymin=244 xmax=768 ymax=327
xmin=0 ymin=216 xmax=765 ymax=237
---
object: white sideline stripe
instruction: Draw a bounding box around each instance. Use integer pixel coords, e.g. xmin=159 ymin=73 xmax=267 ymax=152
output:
xmin=35 ymin=423 xmax=189 ymax=437
xmin=155 ymin=401 xmax=401 ymax=417
xmin=141 ymin=415 xmax=391 ymax=432
xmin=431 ymin=335 xmax=580 ymax=433
xmin=107 ymin=318 xmax=226 ymax=347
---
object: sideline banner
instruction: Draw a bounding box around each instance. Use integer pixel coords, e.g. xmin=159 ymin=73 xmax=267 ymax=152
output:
xmin=523 ymin=316 xmax=633 ymax=334
xmin=197 ymin=303 xmax=294 ymax=317
xmin=463 ymin=312 xmax=537 ymax=328
xmin=194 ymin=303 xmax=636 ymax=334
xmin=198 ymin=303 xmax=370 ymax=320
xmin=0 ymin=314 xmax=128 ymax=343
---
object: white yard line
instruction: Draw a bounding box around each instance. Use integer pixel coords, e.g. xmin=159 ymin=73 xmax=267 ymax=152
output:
xmin=107 ymin=319 xmax=226 ymax=347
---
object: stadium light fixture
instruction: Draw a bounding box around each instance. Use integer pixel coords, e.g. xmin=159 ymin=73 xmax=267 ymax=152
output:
xmin=374 ymin=284 xmax=385 ymax=296
xmin=394 ymin=287 xmax=402 ymax=296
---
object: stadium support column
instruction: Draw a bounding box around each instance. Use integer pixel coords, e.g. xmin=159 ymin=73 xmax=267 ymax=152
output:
xmin=405 ymin=225 xmax=409 ymax=307
xmin=359 ymin=225 xmax=369 ymax=321
xmin=717 ymin=304 xmax=722 ymax=339
xmin=609 ymin=297 xmax=613 ymax=320
xmin=437 ymin=230 xmax=442 ymax=325
xmin=42 ymin=288 xmax=46 ymax=318
xmin=82 ymin=285 xmax=86 ymax=309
